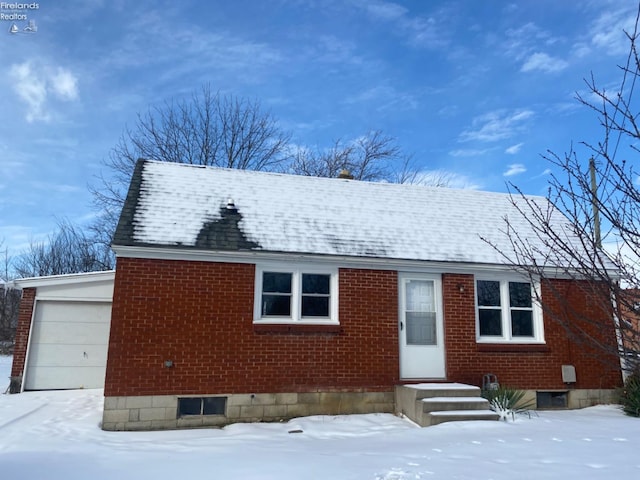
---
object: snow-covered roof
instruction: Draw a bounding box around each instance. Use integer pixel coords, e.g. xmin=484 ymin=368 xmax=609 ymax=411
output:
xmin=113 ymin=160 xmax=566 ymax=266
xmin=12 ymin=270 xmax=115 ymax=288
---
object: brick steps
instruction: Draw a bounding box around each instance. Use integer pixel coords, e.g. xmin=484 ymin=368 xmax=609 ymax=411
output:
xmin=395 ymin=383 xmax=500 ymax=427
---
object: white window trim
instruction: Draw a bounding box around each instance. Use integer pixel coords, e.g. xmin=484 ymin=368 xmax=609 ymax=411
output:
xmin=475 ymin=275 xmax=545 ymax=344
xmin=254 ymin=264 xmax=339 ymax=325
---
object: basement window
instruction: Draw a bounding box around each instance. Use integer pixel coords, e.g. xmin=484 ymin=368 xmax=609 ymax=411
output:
xmin=178 ymin=397 xmax=227 ymax=417
xmin=536 ymin=391 xmax=568 ymax=409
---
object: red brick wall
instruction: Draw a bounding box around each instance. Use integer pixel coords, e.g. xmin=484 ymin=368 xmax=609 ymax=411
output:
xmin=11 ymin=287 xmax=36 ymax=378
xmin=105 ymin=260 xmax=621 ymax=397
xmin=443 ymin=274 xmax=621 ymax=390
xmin=104 ymin=259 xmax=399 ymax=397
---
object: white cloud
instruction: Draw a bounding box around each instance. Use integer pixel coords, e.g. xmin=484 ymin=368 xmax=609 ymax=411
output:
xmin=94 ymin=7 xmax=284 ymax=87
xmin=503 ymin=22 xmax=559 ymax=62
xmin=29 ymin=181 xmax=83 ymax=193
xmin=8 ymin=63 xmax=48 ymax=122
xmin=344 ymin=85 xmax=418 ymax=111
xmin=51 ymin=68 xmax=79 ymax=100
xmin=448 ymin=148 xmax=491 ymax=157
xmin=313 ymin=35 xmax=365 ymax=66
xmin=521 ymin=52 xmax=568 ymax=73
xmin=572 ymin=41 xmax=591 ymax=59
xmin=365 ymin=1 xmax=407 ymax=21
xmin=504 ymin=163 xmax=526 ymax=176
xmin=590 ymin=5 xmax=638 ymax=56
xmin=505 ymin=143 xmax=523 ymax=155
xmin=460 ymin=109 xmax=534 ymax=143
xmin=438 ymin=105 xmax=458 ymax=117
xmin=359 ymin=0 xmax=450 ymax=49
xmin=8 ymin=62 xmax=79 ymax=123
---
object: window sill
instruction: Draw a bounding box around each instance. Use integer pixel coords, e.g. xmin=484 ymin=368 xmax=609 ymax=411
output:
xmin=253 ymin=323 xmax=342 ymax=334
xmin=476 ymin=343 xmax=549 ymax=353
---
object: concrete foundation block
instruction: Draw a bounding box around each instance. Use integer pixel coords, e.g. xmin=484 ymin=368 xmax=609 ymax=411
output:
xmin=125 ymin=396 xmax=153 ymax=409
xmin=139 ymin=407 xmax=169 ymax=422
xmin=275 ymin=393 xmax=298 ymax=405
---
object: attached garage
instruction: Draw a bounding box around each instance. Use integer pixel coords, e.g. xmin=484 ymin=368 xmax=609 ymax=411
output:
xmin=12 ymin=271 xmax=115 ymax=391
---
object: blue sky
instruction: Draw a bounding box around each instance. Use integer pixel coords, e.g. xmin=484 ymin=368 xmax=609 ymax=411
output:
xmin=0 ymin=0 xmax=637 ymax=254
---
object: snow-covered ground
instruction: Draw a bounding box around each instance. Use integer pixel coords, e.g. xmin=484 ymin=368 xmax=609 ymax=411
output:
xmin=0 ymin=354 xmax=11 ymax=392
xmin=0 ymin=356 xmax=638 ymax=479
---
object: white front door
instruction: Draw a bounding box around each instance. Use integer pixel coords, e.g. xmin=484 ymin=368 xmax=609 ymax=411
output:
xmin=399 ymin=274 xmax=445 ymax=379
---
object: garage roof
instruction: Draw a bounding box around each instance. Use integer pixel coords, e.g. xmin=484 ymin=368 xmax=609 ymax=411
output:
xmin=13 ymin=271 xmax=115 ymax=288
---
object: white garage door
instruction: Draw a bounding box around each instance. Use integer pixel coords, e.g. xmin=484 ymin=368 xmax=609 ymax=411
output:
xmin=24 ymin=300 xmax=112 ymax=390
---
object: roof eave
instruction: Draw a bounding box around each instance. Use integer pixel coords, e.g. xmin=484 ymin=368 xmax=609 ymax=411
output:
xmin=111 ymin=244 xmax=548 ymax=276
xmin=12 ymin=270 xmax=116 ymax=288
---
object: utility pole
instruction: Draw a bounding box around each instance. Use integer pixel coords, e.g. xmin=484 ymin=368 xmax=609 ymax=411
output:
xmin=589 ymin=157 xmax=602 ymax=248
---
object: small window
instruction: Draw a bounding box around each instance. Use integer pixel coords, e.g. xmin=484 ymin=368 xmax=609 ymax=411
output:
xmin=536 ymin=391 xmax=567 ymax=409
xmin=255 ymin=265 xmax=338 ymax=324
xmin=202 ymin=397 xmax=226 ymax=415
xmin=178 ymin=397 xmax=226 ymax=417
xmin=476 ymin=277 xmax=543 ymax=343
xmin=178 ymin=397 xmax=202 ymax=416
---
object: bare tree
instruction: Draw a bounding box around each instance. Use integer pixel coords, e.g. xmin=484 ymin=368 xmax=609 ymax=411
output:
xmin=13 ymin=219 xmax=113 ymax=278
xmin=394 ymin=168 xmax=464 ymax=187
xmin=493 ymin=10 xmax=640 ymax=372
xmin=90 ymin=85 xmax=448 ymax=259
xmin=0 ymin=240 xmax=20 ymax=350
xmin=90 ymin=85 xmax=292 ymax=240
xmin=290 ymin=130 xmax=415 ymax=182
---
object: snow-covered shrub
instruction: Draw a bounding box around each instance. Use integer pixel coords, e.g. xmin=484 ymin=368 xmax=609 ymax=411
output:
xmin=620 ymin=369 xmax=640 ymax=417
xmin=482 ymin=386 xmax=535 ymax=421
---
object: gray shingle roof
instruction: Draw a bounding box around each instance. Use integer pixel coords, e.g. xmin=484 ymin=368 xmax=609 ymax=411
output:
xmin=113 ymin=159 xmax=568 ymax=266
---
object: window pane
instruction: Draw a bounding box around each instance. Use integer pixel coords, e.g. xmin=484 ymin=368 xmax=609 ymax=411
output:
xmin=202 ymin=397 xmax=226 ymax=415
xmin=263 ymin=272 xmax=292 ymax=293
xmin=301 ymin=296 xmax=329 ymax=317
xmin=509 ymin=282 xmax=532 ymax=308
xmin=178 ymin=398 xmax=201 ymax=416
xmin=477 ymin=281 xmax=500 ymax=307
xmin=262 ymin=294 xmax=291 ymax=316
xmin=406 ymin=280 xmax=434 ymax=312
xmin=479 ymin=309 xmax=502 ymax=336
xmin=302 ymin=274 xmax=330 ymax=294
xmin=511 ymin=310 xmax=534 ymax=336
xmin=406 ymin=312 xmax=436 ymax=345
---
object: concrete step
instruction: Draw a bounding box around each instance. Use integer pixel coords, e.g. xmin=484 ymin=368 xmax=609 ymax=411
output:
xmin=422 ymin=396 xmax=492 ymax=414
xmin=405 ymin=383 xmax=482 ymax=400
xmin=396 ymin=383 xmax=500 ymax=427
xmin=427 ymin=409 xmax=501 ymax=426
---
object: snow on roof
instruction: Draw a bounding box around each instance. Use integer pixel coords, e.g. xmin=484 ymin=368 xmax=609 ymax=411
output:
xmin=12 ymin=270 xmax=115 ymax=288
xmin=113 ymin=160 xmax=568 ymax=266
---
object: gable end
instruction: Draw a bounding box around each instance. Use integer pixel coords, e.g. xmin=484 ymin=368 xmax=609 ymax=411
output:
xmin=112 ymin=158 xmax=146 ymax=247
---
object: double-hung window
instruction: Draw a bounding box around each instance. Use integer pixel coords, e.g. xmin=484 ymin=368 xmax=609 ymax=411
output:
xmin=476 ymin=277 xmax=543 ymax=343
xmin=255 ymin=265 xmax=338 ymax=324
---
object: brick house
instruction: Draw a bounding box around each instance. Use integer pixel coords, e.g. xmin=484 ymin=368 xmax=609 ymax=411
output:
xmin=101 ymin=159 xmax=622 ymax=430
